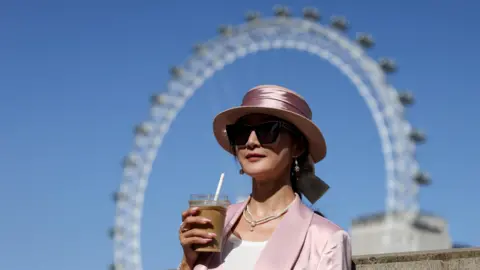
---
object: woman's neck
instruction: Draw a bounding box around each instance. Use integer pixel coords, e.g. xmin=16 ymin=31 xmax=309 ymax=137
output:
xmin=248 ymin=179 xmax=296 ymax=217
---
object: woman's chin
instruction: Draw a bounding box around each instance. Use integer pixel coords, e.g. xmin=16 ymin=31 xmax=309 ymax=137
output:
xmin=244 ymin=169 xmax=272 ymax=181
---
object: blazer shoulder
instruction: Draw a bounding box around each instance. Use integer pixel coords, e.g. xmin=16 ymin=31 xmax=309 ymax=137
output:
xmin=227 ymin=201 xmax=244 ymax=212
xmin=308 ymin=215 xmax=352 ymax=262
xmin=225 ymin=202 xmax=244 ymax=219
xmin=310 ymin=214 xmax=346 ymax=235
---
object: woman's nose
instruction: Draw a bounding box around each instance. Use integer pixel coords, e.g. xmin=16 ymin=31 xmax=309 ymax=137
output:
xmin=245 ymin=130 xmax=260 ymax=149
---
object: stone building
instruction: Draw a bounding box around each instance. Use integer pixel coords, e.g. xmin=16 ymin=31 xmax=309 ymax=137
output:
xmin=350 ymin=211 xmax=452 ymax=255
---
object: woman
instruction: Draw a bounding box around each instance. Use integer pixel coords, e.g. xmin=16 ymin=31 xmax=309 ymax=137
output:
xmin=178 ymin=85 xmax=352 ymax=269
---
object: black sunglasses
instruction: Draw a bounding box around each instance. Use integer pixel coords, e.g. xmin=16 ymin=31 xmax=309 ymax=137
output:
xmin=226 ymin=121 xmax=300 ymax=146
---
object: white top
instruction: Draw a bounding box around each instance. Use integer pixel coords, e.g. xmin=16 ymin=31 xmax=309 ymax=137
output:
xmin=222 ymin=234 xmax=267 ymax=269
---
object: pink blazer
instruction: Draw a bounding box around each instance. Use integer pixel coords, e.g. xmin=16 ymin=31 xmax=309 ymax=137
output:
xmin=194 ymin=196 xmax=352 ymax=270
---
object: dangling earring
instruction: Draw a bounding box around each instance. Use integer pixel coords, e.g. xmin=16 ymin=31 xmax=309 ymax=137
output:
xmin=239 ymin=168 xmax=244 ymax=175
xmin=294 ymin=158 xmax=300 ymax=174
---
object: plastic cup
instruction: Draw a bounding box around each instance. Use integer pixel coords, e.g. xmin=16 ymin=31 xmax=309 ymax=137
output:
xmin=189 ymin=194 xmax=229 ymax=252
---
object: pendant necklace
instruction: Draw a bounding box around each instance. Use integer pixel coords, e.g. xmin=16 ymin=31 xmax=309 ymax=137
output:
xmin=243 ymin=195 xmax=296 ymax=232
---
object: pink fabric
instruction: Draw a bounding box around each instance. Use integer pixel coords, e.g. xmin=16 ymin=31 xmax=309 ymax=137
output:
xmin=193 ymin=197 xmax=352 ymax=270
xmin=241 ymin=86 xmax=313 ymax=119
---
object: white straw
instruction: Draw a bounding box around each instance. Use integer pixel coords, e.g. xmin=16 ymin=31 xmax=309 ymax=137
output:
xmin=214 ymin=173 xmax=225 ymax=201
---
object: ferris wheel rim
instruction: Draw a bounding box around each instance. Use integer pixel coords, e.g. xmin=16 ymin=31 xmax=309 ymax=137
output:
xmin=110 ymin=11 xmax=423 ymax=270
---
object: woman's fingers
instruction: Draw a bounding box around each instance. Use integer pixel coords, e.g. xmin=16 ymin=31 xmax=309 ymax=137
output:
xmin=183 ymin=215 xmax=211 ymax=226
xmin=182 ymin=228 xmax=215 ymax=239
xmin=180 ymin=229 xmax=216 ymax=247
xmin=181 ymin=207 xmax=199 ymax=221
xmin=182 ymin=236 xmax=212 ymax=246
xmin=179 ymin=207 xmax=215 ymax=249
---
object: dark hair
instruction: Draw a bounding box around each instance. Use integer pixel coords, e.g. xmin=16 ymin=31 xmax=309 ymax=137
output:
xmin=289 ymin=139 xmax=326 ymax=218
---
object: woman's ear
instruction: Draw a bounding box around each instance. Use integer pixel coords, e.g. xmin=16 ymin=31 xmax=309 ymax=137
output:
xmin=292 ymin=139 xmax=306 ymax=158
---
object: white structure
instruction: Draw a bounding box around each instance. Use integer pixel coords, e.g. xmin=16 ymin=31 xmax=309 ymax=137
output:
xmin=351 ymin=212 xmax=452 ymax=255
xmin=109 ymin=6 xmax=431 ymax=270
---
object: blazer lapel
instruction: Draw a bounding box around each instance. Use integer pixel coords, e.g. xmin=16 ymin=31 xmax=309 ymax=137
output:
xmin=254 ymin=196 xmax=314 ymax=270
xmin=222 ymin=199 xmax=248 ymax=246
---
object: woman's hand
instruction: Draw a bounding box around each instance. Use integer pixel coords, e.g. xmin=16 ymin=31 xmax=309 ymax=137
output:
xmin=179 ymin=207 xmax=216 ymax=267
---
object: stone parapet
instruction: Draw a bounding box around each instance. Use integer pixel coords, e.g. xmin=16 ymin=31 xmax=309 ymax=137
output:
xmin=353 ymin=248 xmax=480 ymax=269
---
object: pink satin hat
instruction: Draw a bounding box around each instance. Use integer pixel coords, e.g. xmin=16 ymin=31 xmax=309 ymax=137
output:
xmin=213 ymin=85 xmax=327 ymax=163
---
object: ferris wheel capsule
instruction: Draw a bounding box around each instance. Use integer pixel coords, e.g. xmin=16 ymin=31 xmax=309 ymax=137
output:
xmin=330 ymin=16 xmax=349 ymax=31
xmin=379 ymin=58 xmax=397 ymax=73
xmin=356 ymin=33 xmax=375 ymax=48
xmin=109 ymin=263 xmax=123 ymax=270
xmin=303 ymin=7 xmax=321 ymax=21
xmin=218 ymin=25 xmax=233 ymax=36
xmin=398 ymin=92 xmax=415 ymax=106
xmin=108 ymin=226 xmax=124 ymax=239
xmin=121 ymin=153 xmax=139 ymax=168
xmin=150 ymin=93 xmax=167 ymax=105
xmin=192 ymin=43 xmax=207 ymax=55
xmin=169 ymin=66 xmax=184 ymax=78
xmin=409 ymin=129 xmax=427 ymax=144
xmin=245 ymin=11 xmax=261 ymax=22
xmin=273 ymin=5 xmax=291 ymax=17
xmin=112 ymin=191 xmax=128 ymax=202
xmin=134 ymin=122 xmax=152 ymax=136
xmin=414 ymin=171 xmax=431 ymax=185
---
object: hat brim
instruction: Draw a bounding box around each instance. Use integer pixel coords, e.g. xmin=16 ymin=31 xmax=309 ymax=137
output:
xmin=213 ymin=106 xmax=327 ymax=163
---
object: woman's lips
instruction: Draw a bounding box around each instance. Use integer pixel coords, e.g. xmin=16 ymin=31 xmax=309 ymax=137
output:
xmin=245 ymin=153 xmax=266 ymax=161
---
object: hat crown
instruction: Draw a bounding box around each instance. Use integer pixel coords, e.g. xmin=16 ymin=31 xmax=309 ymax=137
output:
xmin=241 ymin=85 xmax=313 ymax=120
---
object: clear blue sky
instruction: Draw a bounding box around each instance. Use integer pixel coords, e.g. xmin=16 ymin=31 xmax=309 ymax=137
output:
xmin=1 ymin=1 xmax=479 ymax=269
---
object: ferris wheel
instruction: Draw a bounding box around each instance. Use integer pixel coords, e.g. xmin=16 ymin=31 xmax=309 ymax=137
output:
xmin=108 ymin=6 xmax=431 ymax=270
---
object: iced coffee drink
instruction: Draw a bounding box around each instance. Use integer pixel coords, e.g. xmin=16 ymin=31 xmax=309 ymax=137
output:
xmin=189 ymin=194 xmax=229 ymax=252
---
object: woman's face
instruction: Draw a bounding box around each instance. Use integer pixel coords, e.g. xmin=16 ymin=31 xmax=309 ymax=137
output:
xmin=230 ymin=114 xmax=303 ymax=181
